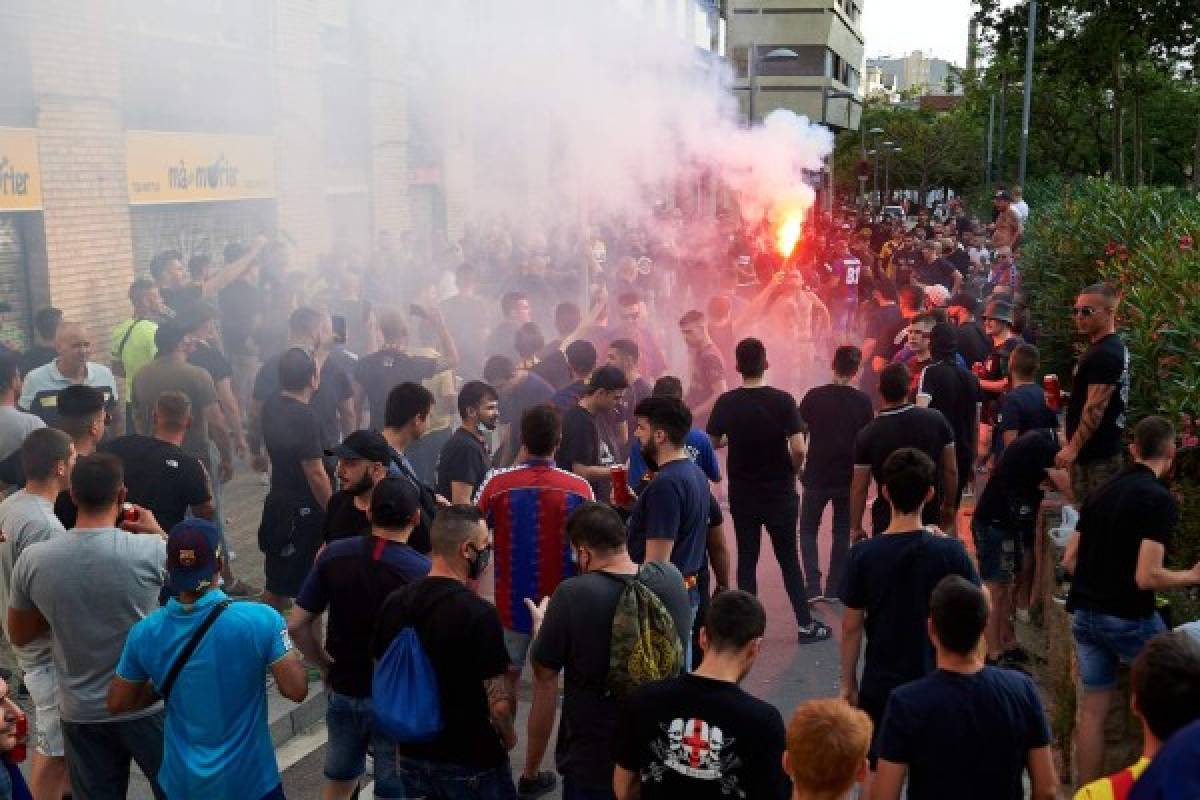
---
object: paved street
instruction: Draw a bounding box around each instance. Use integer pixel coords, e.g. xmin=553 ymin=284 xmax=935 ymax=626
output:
xmin=4 ymin=466 xmax=846 ymax=799
xmin=217 ymin=467 xmax=846 ymax=799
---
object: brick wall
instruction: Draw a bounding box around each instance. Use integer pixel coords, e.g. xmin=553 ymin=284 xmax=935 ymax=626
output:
xmin=27 ymin=0 xmax=133 ymax=349
xmin=365 ymin=0 xmax=410 ymax=242
xmin=273 ymin=0 xmax=329 ymax=273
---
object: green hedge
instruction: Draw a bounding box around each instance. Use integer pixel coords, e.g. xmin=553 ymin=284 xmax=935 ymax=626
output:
xmin=1019 ymin=178 xmax=1200 ymax=622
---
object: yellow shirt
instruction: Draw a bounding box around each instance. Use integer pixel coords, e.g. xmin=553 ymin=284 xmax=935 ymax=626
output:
xmin=110 ymin=318 xmax=159 ymax=400
xmin=1074 ymin=756 xmax=1151 ymax=800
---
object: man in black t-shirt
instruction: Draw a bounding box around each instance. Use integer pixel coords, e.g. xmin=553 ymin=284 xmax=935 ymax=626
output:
xmin=483 ymin=356 xmax=554 ymax=467
xmin=323 ymin=430 xmax=391 ymax=543
xmin=977 ymin=298 xmax=1021 ymax=429
xmin=290 ymin=477 xmax=431 ymax=799
xmin=798 ymin=346 xmax=874 ymax=602
xmin=103 ymin=391 xmax=212 ymax=533
xmin=971 ymin=428 xmax=1065 ymax=664
xmin=1057 ymin=283 xmax=1130 ymax=504
xmin=839 ymin=448 xmax=980 ymax=764
xmin=708 ymin=338 xmax=829 ymax=644
xmin=435 ymin=381 xmax=498 ymax=504
xmin=852 ymin=363 xmax=957 ymax=538
xmin=679 ymin=310 xmax=726 ymax=428
xmin=1064 ymin=416 xmax=1200 ymax=785
xmin=556 ymin=366 xmax=627 ymax=502
xmin=354 ymin=307 xmax=456 ymax=429
xmin=915 ymin=323 xmax=980 ymax=514
xmin=250 ymin=307 xmax=354 ymax=473
xmin=370 ymin=506 xmax=518 ymax=798
xmin=873 ymin=576 xmax=1056 ymax=800
xmin=947 ymin=293 xmax=991 ymax=368
xmin=914 ymin=241 xmax=959 ymax=293
xmin=614 ymin=591 xmax=790 ymax=800
xmin=258 ymin=349 xmax=332 ymax=612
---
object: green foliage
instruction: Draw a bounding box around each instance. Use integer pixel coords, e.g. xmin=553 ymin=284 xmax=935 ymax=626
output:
xmin=1020 ymin=177 xmax=1200 ymax=620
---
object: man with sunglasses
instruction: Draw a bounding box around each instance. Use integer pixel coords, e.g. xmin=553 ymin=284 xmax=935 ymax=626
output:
xmin=1056 ymin=283 xmax=1130 ymax=503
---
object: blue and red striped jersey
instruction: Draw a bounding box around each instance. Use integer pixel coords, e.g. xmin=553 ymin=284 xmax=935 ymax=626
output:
xmin=476 ymin=459 xmax=594 ymax=634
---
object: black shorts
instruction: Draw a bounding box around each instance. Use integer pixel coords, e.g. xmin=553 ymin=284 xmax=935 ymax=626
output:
xmin=258 ymin=493 xmax=324 ymax=597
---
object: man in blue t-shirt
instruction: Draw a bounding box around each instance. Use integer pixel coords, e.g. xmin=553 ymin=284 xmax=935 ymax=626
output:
xmin=873 ymin=576 xmax=1057 ymax=800
xmin=839 ymin=447 xmax=980 ymax=765
xmin=290 ymin=477 xmax=431 ymax=800
xmin=825 ymin=238 xmax=864 ymax=334
xmin=626 ymin=396 xmax=711 ymax=665
xmin=628 ymin=376 xmax=720 ymax=487
xmin=109 ymin=520 xmax=309 ymax=800
xmin=993 ymin=343 xmax=1056 ymax=454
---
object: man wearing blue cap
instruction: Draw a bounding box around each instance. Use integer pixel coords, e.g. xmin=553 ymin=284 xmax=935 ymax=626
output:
xmin=108 ymin=519 xmax=308 ymax=800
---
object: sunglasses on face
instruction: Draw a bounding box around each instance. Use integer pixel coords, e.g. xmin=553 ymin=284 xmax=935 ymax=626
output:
xmin=1071 ymin=305 xmax=1106 ymax=317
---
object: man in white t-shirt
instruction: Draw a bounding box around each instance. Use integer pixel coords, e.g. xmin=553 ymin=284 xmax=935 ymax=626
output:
xmin=1011 ymin=186 xmax=1030 ymax=223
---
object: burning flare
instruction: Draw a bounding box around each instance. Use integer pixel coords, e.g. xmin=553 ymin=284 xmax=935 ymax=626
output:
xmin=776 ymin=209 xmax=805 ymax=258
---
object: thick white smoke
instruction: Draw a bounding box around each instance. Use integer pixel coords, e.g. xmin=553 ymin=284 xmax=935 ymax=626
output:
xmin=382 ymin=0 xmax=834 ymax=231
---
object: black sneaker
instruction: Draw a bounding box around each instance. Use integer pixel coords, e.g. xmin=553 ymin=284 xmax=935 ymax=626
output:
xmin=1000 ymin=646 xmax=1030 ymax=664
xmin=518 ymin=771 xmax=556 ymax=799
xmin=797 ymin=621 xmax=833 ymax=644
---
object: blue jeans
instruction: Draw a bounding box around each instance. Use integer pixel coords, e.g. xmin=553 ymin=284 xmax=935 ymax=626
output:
xmin=61 ymin=712 xmax=167 ymax=800
xmin=324 ymin=692 xmax=401 ymax=797
xmin=1072 ymin=609 xmax=1166 ymax=691
xmin=798 ymin=486 xmax=850 ymax=598
xmin=562 ymin=776 xmax=616 ymax=800
xmin=393 ymin=757 xmax=517 ymax=800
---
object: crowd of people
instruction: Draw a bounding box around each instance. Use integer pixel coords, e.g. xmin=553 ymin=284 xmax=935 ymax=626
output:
xmin=0 ymin=184 xmax=1194 ymax=800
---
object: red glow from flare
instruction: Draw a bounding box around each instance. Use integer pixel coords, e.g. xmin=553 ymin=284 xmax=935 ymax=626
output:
xmin=776 ymin=209 xmax=805 ymax=257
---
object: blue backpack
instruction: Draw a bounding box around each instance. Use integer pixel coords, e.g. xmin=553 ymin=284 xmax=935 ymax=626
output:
xmin=372 ymin=625 xmax=443 ymax=743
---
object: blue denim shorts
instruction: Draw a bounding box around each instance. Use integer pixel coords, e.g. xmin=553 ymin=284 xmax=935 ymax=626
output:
xmin=1072 ymin=609 xmax=1166 ymax=691
xmin=324 ymin=692 xmax=400 ymax=795
xmin=503 ymin=629 xmax=532 ymax=669
xmin=972 ymin=521 xmax=1021 ymax=583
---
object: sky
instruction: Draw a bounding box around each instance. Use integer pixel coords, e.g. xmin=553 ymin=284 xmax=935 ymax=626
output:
xmin=862 ymin=0 xmax=976 ymax=64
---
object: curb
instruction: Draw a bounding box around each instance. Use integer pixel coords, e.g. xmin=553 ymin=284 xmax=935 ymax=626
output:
xmin=268 ymin=681 xmax=326 ymax=748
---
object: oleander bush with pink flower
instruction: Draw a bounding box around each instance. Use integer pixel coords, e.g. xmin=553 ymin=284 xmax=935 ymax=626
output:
xmin=1020 ymin=177 xmax=1200 ymax=622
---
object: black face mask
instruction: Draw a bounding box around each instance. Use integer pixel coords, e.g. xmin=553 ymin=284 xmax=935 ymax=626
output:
xmin=467 ymin=544 xmax=493 ymax=581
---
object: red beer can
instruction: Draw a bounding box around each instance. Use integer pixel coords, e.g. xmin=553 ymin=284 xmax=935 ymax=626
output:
xmin=611 ymin=465 xmax=632 ymax=506
xmin=1044 ymin=374 xmax=1061 ymax=412
xmin=10 ymin=712 xmax=26 ymax=763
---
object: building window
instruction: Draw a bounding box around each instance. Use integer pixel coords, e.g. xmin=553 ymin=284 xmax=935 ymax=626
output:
xmin=753 ymin=45 xmax=826 ymax=77
xmin=731 ymin=46 xmax=749 ymax=79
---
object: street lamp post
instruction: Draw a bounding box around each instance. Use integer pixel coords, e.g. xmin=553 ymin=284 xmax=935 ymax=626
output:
xmin=881 ymin=141 xmax=894 ymax=205
xmin=885 ymin=144 xmax=901 ymax=206
xmin=1017 ymin=0 xmax=1037 ymax=187
xmin=869 ymin=127 xmax=884 ymax=212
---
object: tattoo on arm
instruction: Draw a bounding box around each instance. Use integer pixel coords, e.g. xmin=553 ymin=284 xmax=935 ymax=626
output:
xmin=1072 ymin=384 xmax=1115 ymax=450
xmin=483 ymin=675 xmax=515 ymax=735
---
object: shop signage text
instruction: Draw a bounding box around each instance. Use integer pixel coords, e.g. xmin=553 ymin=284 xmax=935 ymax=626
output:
xmin=0 ymin=128 xmax=42 ymax=211
xmin=127 ymin=131 xmax=275 ymax=205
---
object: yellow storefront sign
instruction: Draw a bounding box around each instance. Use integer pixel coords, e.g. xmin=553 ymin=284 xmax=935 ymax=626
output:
xmin=126 ymin=130 xmax=275 ymax=205
xmin=0 ymin=128 xmax=42 ymax=212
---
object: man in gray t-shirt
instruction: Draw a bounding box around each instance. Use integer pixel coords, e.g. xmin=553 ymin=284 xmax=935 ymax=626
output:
xmin=0 ymin=427 xmax=73 ymax=797
xmin=521 ymin=503 xmax=690 ymax=798
xmin=0 ymin=349 xmax=45 ymax=464
xmin=7 ymin=452 xmax=168 ymax=800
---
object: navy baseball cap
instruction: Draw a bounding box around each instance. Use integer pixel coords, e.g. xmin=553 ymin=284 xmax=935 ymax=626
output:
xmin=166 ymin=519 xmax=222 ymax=594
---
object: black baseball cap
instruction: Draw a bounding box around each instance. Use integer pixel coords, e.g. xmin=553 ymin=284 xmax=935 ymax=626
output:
xmin=325 ymin=429 xmax=391 ymax=464
xmin=368 ymin=476 xmax=420 ymax=529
